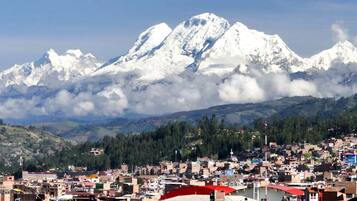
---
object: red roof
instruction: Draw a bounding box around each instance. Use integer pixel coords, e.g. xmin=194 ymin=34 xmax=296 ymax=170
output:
xmin=83 ymin=182 xmax=95 ymax=187
xmin=268 ymin=184 xmax=304 ymax=196
xmin=160 ymin=185 xmax=236 ymax=200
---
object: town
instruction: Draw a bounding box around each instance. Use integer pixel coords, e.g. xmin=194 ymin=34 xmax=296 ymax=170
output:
xmin=0 ymin=134 xmax=356 ymax=201
xmin=2 ymin=0 xmax=357 ymax=201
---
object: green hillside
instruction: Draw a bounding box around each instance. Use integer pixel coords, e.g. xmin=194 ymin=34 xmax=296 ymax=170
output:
xmin=34 ymin=96 xmax=316 ymax=141
xmin=0 ymin=124 xmax=72 ymax=173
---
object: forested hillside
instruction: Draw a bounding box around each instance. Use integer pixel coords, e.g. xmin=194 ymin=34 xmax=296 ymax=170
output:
xmin=26 ymin=107 xmax=357 ymax=172
xmin=35 ymin=94 xmax=357 ymax=142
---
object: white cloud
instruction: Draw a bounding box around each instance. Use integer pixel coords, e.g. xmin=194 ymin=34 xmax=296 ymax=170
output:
xmin=126 ymin=69 xmax=319 ymax=116
xmin=74 ymin=101 xmax=95 ymax=116
xmin=330 ymin=22 xmax=357 ymax=46
xmin=218 ymin=74 xmax=265 ymax=103
xmin=2 ymin=63 xmax=357 ymax=120
xmin=0 ymin=97 xmax=45 ymax=119
xmin=257 ymin=73 xmax=317 ymax=98
xmin=97 ymin=85 xmax=128 ymax=116
xmin=41 ymin=86 xmax=128 ymax=117
xmin=331 ymin=22 xmax=349 ymax=42
xmin=288 ymin=79 xmax=317 ymax=96
xmin=127 ymin=74 xmax=222 ymax=114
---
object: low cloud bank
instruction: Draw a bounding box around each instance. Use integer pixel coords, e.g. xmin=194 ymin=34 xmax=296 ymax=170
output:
xmin=2 ymin=62 xmax=357 ymax=120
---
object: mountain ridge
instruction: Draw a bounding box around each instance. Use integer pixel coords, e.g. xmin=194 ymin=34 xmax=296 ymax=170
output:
xmin=0 ymin=49 xmax=101 ymax=88
xmin=0 ymin=13 xmax=357 ymax=121
xmin=34 ymin=94 xmax=357 ymax=142
xmin=3 ymin=13 xmax=356 ymax=86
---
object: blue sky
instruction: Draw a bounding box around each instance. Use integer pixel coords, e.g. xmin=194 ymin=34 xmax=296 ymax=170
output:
xmin=0 ymin=0 xmax=357 ymax=68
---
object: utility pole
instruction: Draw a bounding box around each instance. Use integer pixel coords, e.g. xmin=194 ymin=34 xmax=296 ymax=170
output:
xmin=19 ymin=156 xmax=23 ymax=179
xmin=175 ymin=150 xmax=177 ymax=163
xmin=175 ymin=150 xmax=178 ymax=177
xmin=253 ymin=182 xmax=255 ymax=200
xmin=264 ymin=121 xmax=268 ymax=162
xmin=256 ymin=181 xmax=260 ymax=201
xmin=19 ymin=156 xmax=23 ymax=168
xmin=264 ymin=121 xmax=268 ymax=201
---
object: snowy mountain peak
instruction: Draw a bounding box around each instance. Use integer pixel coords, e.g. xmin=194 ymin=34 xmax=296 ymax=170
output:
xmin=132 ymin=12 xmax=231 ymax=78
xmin=45 ymin=48 xmax=58 ymax=56
xmin=152 ymin=12 xmax=230 ymax=58
xmin=0 ymin=49 xmax=101 ymax=87
xmin=94 ymin=13 xmax=231 ymax=80
xmin=35 ymin=49 xmax=93 ymax=67
xmin=198 ymin=20 xmax=306 ymax=75
xmin=112 ymin=22 xmax=172 ymax=65
xmin=309 ymin=40 xmax=357 ymax=70
xmin=65 ymin=49 xmax=83 ymax=57
xmin=184 ymin=12 xmax=225 ymax=26
xmin=94 ymin=23 xmax=172 ymax=75
xmin=34 ymin=49 xmax=59 ymax=66
xmin=230 ymin=21 xmax=248 ymax=30
xmin=156 ymin=14 xmax=229 ymax=58
xmin=334 ymin=40 xmax=355 ymax=48
xmin=130 ymin=23 xmax=172 ymax=54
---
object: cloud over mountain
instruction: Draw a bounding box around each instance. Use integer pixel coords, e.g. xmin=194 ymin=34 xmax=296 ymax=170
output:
xmin=0 ymin=13 xmax=357 ymax=121
xmin=331 ymin=22 xmax=349 ymax=42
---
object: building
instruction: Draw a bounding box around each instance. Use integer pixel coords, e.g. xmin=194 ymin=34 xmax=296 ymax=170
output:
xmin=90 ymin=148 xmax=104 ymax=156
xmin=335 ymin=181 xmax=357 ymax=199
xmin=0 ymin=176 xmax=14 ymax=190
xmin=323 ymin=187 xmax=346 ymax=201
xmin=344 ymin=154 xmax=357 ymax=166
xmin=305 ymin=187 xmax=321 ymax=201
xmin=22 ymin=171 xmax=57 ymax=181
xmin=0 ymin=190 xmax=11 ymax=201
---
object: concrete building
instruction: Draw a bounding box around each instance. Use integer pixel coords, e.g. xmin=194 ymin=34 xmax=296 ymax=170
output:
xmin=22 ymin=171 xmax=57 ymax=181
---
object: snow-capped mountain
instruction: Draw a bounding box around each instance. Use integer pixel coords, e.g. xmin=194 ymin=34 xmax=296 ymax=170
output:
xmin=0 ymin=49 xmax=101 ymax=88
xmin=95 ymin=13 xmax=317 ymax=80
xmin=91 ymin=13 xmax=357 ymax=81
xmin=1 ymin=12 xmax=357 ymax=121
xmin=105 ymin=23 xmax=172 ymax=66
xmin=95 ymin=13 xmax=230 ymax=80
xmin=198 ymin=22 xmax=308 ymax=75
xmin=309 ymin=40 xmax=357 ymax=70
